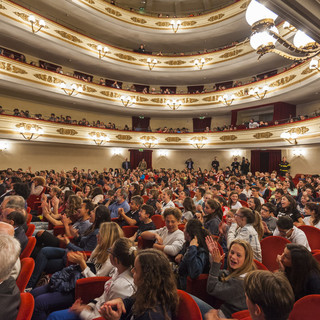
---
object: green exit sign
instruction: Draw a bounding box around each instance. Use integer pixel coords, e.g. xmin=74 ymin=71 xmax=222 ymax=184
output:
xmin=139 ymin=149 xmax=144 ymax=152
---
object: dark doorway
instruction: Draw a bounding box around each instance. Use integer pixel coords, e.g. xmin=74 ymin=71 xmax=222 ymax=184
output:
xmin=129 ymin=149 xmax=153 ymax=169
xmin=251 ymin=150 xmax=281 ymax=173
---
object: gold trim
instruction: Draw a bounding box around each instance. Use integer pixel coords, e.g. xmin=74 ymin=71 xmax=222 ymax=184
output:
xmin=116 ymin=134 xmax=132 ymax=140
xmin=253 ymin=132 xmax=273 ymax=139
xmin=165 ymin=137 xmax=181 ymax=142
xmin=57 ymin=128 xmax=78 ymax=135
xmin=219 ymin=135 xmax=237 ymax=141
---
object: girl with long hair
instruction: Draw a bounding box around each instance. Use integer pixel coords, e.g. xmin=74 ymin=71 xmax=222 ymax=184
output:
xmin=247 ymin=197 xmax=261 ymax=213
xmin=277 ymin=243 xmax=320 ymax=300
xmin=181 ymin=196 xmax=196 ymax=223
xmin=227 ymin=191 xmax=242 ymax=210
xmin=278 ymin=194 xmax=303 ymax=225
xmin=303 ymin=202 xmax=320 ymax=228
xmin=100 ymin=249 xmax=179 ymax=320
xmin=31 ymin=222 xmax=124 ymax=320
xmin=203 ymin=199 xmax=223 ymax=236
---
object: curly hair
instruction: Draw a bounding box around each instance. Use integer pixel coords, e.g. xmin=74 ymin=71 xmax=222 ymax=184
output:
xmin=132 ymin=249 xmax=179 ymax=320
xmin=65 ymin=195 xmax=82 ymax=218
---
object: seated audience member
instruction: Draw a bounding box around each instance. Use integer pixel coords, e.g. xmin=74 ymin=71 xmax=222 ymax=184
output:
xmin=141 ymin=207 xmax=184 ymax=258
xmin=247 ymin=197 xmax=261 ymax=213
xmin=30 ymin=176 xmax=46 ymax=196
xmin=181 ymin=196 xmax=196 ymax=223
xmin=99 ymin=249 xmax=179 ymax=320
xmin=90 ymin=187 xmax=104 ymax=205
xmin=47 ymin=237 xmax=136 ymax=320
xmin=146 ymin=189 xmax=159 ymax=210
xmin=303 ymin=202 xmax=320 ymax=228
xmin=118 ymin=195 xmax=143 ymax=227
xmin=194 ymin=238 xmax=256 ymax=319
xmin=206 ymin=270 xmax=295 ymax=320
xmin=277 ymin=194 xmax=303 ymax=225
xmin=270 ymin=188 xmax=284 ymax=214
xmin=251 ymin=187 xmax=265 ymax=205
xmin=2 ymin=209 xmax=28 ymax=252
xmin=106 ymin=188 xmax=130 ymax=219
xmin=201 ymin=199 xmax=223 ymax=236
xmin=193 ymin=187 xmax=205 ymax=207
xmin=277 ymin=243 xmax=320 ymax=300
xmin=176 ymin=219 xmax=210 ymax=290
xmin=0 ymin=234 xmax=21 ymax=320
xmin=227 ymin=191 xmax=243 ymax=210
xmin=274 ymin=216 xmax=311 ymax=250
xmin=227 ymin=207 xmax=262 ymax=261
xmin=155 ymin=189 xmax=175 ymax=214
xmin=129 ymin=204 xmax=156 ymax=244
xmin=260 ymin=203 xmax=277 ymax=237
xmin=30 ymin=222 xmax=123 ymax=319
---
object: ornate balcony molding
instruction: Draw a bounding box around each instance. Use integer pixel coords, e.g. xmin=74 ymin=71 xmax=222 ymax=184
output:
xmin=0 ymin=114 xmax=319 ymax=150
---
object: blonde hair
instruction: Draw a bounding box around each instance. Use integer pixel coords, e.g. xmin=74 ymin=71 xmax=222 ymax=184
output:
xmin=253 ymin=210 xmax=264 ymax=241
xmin=223 ymin=239 xmax=256 ymax=281
xmin=34 ymin=176 xmax=45 ymax=186
xmin=90 ymin=222 xmax=123 ymax=265
xmin=65 ymin=195 xmax=82 ymax=217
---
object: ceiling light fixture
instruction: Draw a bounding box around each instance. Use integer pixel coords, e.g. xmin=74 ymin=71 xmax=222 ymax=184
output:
xmin=16 ymin=123 xmax=44 ymax=140
xmin=97 ymin=45 xmax=109 ymax=59
xmin=60 ymin=83 xmax=83 ymax=96
xmin=28 ymin=15 xmax=46 ymax=33
xmin=249 ymin=85 xmax=269 ymax=99
xmin=170 ymin=20 xmax=181 ymax=33
xmin=190 ymin=136 xmax=207 ymax=149
xmin=89 ymin=132 xmax=109 ymax=145
xmin=140 ymin=136 xmax=158 ymax=148
xmin=246 ymin=0 xmax=320 ymax=61
xmin=218 ymin=94 xmax=236 ymax=106
xmin=146 ymin=57 xmax=158 ymax=70
xmin=194 ymin=58 xmax=206 ymax=70
xmin=166 ymin=99 xmax=182 ymax=110
xmin=120 ymin=95 xmax=136 ymax=107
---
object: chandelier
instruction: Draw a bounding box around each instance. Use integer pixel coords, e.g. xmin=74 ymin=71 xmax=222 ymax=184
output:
xmin=280 ymin=131 xmax=298 ymax=145
xmin=310 ymin=58 xmax=320 ymax=71
xmin=89 ymin=132 xmax=109 ymax=145
xmin=218 ymin=94 xmax=236 ymax=106
xmin=60 ymin=83 xmax=83 ymax=96
xmin=249 ymin=85 xmax=269 ymax=99
xmin=194 ymin=58 xmax=206 ymax=70
xmin=190 ymin=136 xmax=207 ymax=149
xmin=120 ymin=95 xmax=136 ymax=107
xmin=246 ymin=0 xmax=320 ymax=61
xmin=97 ymin=45 xmax=109 ymax=59
xmin=28 ymin=15 xmax=46 ymax=33
xmin=140 ymin=136 xmax=158 ymax=148
xmin=166 ymin=99 xmax=182 ymax=110
xmin=16 ymin=123 xmax=44 ymax=140
xmin=147 ymin=58 xmax=158 ymax=70
xmin=170 ymin=20 xmax=181 ymax=33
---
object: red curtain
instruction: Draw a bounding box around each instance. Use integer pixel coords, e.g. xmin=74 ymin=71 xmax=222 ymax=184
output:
xmin=193 ymin=117 xmax=212 ymax=132
xmin=129 ymin=149 xmax=153 ymax=169
xmin=132 ymin=117 xmax=150 ymax=131
xmin=273 ymin=102 xmax=296 ymax=121
xmin=268 ymin=150 xmax=281 ymax=173
xmin=231 ymin=110 xmax=238 ymax=127
xmin=251 ymin=150 xmax=261 ymax=173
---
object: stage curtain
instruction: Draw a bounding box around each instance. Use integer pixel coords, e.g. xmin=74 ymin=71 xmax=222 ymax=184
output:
xmin=268 ymin=150 xmax=281 ymax=173
xmin=251 ymin=150 xmax=261 ymax=173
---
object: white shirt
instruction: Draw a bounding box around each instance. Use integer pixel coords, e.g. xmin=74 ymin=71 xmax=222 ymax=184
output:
xmin=231 ymin=202 xmax=242 ymax=210
xmin=303 ymin=216 xmax=320 ymax=229
xmin=273 ymin=226 xmax=311 ymax=250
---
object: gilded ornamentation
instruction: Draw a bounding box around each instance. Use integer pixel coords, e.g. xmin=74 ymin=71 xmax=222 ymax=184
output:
xmin=13 ymin=12 xmax=48 ymax=29
xmin=155 ymin=22 xmax=171 ymax=27
xmin=220 ymin=135 xmax=237 ymax=141
xmin=240 ymin=1 xmax=249 ymax=9
xmin=253 ymin=132 xmax=273 ymax=139
xmin=87 ymin=43 xmax=98 ymax=50
xmin=57 ymin=128 xmax=78 ymax=135
xmin=235 ymin=88 xmax=249 ymax=97
xmin=301 ymin=67 xmax=314 ymax=75
xmin=54 ymin=30 xmax=83 ymax=43
xmin=84 ymin=0 xmax=95 ymax=4
xmin=100 ymin=91 xmax=120 ymax=98
xmin=33 ymin=74 xmax=61 ymax=83
xmin=114 ymin=53 xmax=136 ymax=61
xmin=270 ymin=75 xmax=296 ymax=87
xmin=202 ymin=96 xmax=218 ymax=102
xmin=139 ymin=58 xmax=161 ymax=64
xmin=0 ymin=4 xmax=7 ymax=9
xmin=164 ymin=60 xmax=186 ymax=65
xmin=190 ymin=57 xmax=213 ymax=63
xmin=0 ymin=62 xmax=27 ymax=74
xmin=181 ymin=21 xmax=197 ymax=26
xmin=105 ymin=7 xmax=122 ymax=17
xmin=219 ymin=49 xmax=243 ymax=59
xmin=208 ymin=14 xmax=224 ymax=22
xmin=182 ymin=98 xmax=198 ymax=103
xmin=131 ymin=17 xmax=147 ymax=24
xmin=116 ymin=134 xmax=132 ymax=140
xmin=136 ymin=97 xmax=148 ymax=102
xmin=288 ymin=127 xmax=309 ymax=135
xmin=151 ymin=98 xmax=166 ymax=104
xmin=83 ymin=86 xmax=96 ymax=93
xmin=165 ymin=137 xmax=181 ymax=142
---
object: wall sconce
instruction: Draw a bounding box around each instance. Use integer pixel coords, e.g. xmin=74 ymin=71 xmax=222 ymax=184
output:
xmin=166 ymin=99 xmax=182 ymax=110
xmin=190 ymin=136 xmax=207 ymax=149
xmin=16 ymin=123 xmax=44 ymax=140
xmin=120 ymin=95 xmax=136 ymax=107
xmin=146 ymin=57 xmax=158 ymax=70
xmin=89 ymin=132 xmax=109 ymax=145
xmin=60 ymin=83 xmax=83 ymax=96
xmin=170 ymin=20 xmax=181 ymax=33
xmin=112 ymin=148 xmax=122 ymax=155
xmin=283 ymin=21 xmax=296 ymax=32
xmin=158 ymin=150 xmax=169 ymax=157
xmin=97 ymin=45 xmax=109 ymax=59
xmin=310 ymin=58 xmax=320 ymax=71
xmin=140 ymin=136 xmax=158 ymax=148
xmin=249 ymin=85 xmax=269 ymax=99
xmin=28 ymin=15 xmax=46 ymax=33
xmin=231 ymin=150 xmax=241 ymax=157
xmin=194 ymin=58 xmax=206 ymax=70
xmin=0 ymin=141 xmax=9 ymax=151
xmin=218 ymin=94 xmax=236 ymax=106
xmin=292 ymin=148 xmax=305 ymax=156
xmin=280 ymin=131 xmax=299 ymax=145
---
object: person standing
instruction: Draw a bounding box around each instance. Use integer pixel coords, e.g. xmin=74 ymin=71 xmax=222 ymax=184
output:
xmin=231 ymin=157 xmax=240 ymax=173
xmin=279 ymin=156 xmax=290 ymax=176
xmin=138 ymin=158 xmax=147 ymax=170
xmin=185 ymin=158 xmax=194 ymax=170
xmin=122 ymin=158 xmax=130 ymax=171
xmin=211 ymin=157 xmax=219 ymax=172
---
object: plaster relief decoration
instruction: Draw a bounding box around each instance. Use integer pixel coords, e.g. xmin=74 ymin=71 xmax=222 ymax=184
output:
xmin=151 ymin=98 xmax=166 ymax=104
xmin=100 ymin=91 xmax=120 ymax=98
xmin=155 ymin=21 xmax=171 ymax=27
xmin=164 ymin=60 xmax=186 ymax=66
xmin=136 ymin=96 xmax=148 ymax=102
xmin=288 ymin=127 xmax=309 ymax=135
xmin=139 ymin=58 xmax=161 ymax=65
xmin=0 ymin=62 xmax=27 ymax=74
xmin=220 ymin=135 xmax=237 ymax=141
xmin=87 ymin=43 xmax=98 ymax=50
xmin=182 ymin=98 xmax=199 ymax=103
xmin=14 ymin=11 xmax=49 ymax=29
xmin=33 ymin=74 xmax=61 ymax=83
xmin=301 ymin=67 xmax=314 ymax=75
xmin=114 ymin=53 xmax=136 ymax=61
xmin=240 ymin=1 xmax=249 ymax=9
xmin=208 ymin=13 xmax=224 ymax=22
xmin=202 ymin=95 xmax=219 ymax=102
xmin=269 ymin=75 xmax=296 ymax=87
xmin=54 ymin=30 xmax=83 ymax=43
xmin=0 ymin=4 xmax=7 ymax=9
xmin=83 ymin=86 xmax=97 ymax=93
xmin=219 ymin=49 xmax=243 ymax=59
xmin=57 ymin=128 xmax=78 ymax=135
xmin=131 ymin=17 xmax=147 ymax=24
xmin=105 ymin=7 xmax=122 ymax=16
xmin=165 ymin=137 xmax=181 ymax=142
xmin=116 ymin=135 xmax=132 ymax=140
xmin=84 ymin=0 xmax=95 ymax=4
xmin=181 ymin=21 xmax=197 ymax=26
xmin=253 ymin=132 xmax=273 ymax=139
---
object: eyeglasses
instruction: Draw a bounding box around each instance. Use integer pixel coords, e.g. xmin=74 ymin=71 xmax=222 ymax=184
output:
xmin=261 ymin=208 xmax=269 ymax=212
xmin=234 ymin=213 xmax=244 ymax=218
xmin=278 ymin=228 xmax=292 ymax=236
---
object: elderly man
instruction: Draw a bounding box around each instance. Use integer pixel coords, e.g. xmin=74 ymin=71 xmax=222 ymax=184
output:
xmin=106 ymin=188 xmax=130 ymax=218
